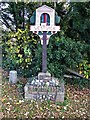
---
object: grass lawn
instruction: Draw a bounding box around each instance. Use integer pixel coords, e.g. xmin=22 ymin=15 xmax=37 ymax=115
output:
xmin=1 ymin=73 xmax=90 ymax=119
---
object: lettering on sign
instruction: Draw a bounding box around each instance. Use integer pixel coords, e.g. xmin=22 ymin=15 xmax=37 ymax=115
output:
xmin=30 ymin=25 xmax=60 ymax=32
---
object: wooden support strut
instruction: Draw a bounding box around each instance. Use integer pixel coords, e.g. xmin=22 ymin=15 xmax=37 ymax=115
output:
xmin=65 ymin=68 xmax=90 ymax=80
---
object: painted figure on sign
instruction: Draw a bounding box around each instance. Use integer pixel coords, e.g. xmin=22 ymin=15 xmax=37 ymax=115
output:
xmin=40 ymin=13 xmax=50 ymax=26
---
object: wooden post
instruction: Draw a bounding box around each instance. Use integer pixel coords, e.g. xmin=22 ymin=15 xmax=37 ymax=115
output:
xmin=42 ymin=31 xmax=47 ymax=73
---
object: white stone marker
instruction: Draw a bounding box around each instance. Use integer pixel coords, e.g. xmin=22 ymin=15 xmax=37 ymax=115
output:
xmin=9 ymin=70 xmax=17 ymax=84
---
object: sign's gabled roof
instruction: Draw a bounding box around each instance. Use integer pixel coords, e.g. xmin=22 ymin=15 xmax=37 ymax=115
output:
xmin=36 ymin=5 xmax=54 ymax=12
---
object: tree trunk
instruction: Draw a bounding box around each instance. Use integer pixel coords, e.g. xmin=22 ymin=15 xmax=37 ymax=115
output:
xmin=22 ymin=2 xmax=25 ymax=30
xmin=13 ymin=3 xmax=18 ymax=32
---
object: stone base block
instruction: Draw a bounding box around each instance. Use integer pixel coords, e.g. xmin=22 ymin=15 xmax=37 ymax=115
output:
xmin=9 ymin=70 xmax=17 ymax=84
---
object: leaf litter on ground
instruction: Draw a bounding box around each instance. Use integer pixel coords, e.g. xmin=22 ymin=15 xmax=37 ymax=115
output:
xmin=1 ymin=76 xmax=90 ymax=119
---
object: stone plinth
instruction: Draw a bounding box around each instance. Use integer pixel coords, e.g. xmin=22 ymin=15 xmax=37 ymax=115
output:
xmin=24 ymin=73 xmax=65 ymax=102
xmin=38 ymin=72 xmax=51 ymax=81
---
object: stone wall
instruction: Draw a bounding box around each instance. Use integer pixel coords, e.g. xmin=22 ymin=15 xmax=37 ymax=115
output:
xmin=24 ymin=73 xmax=65 ymax=102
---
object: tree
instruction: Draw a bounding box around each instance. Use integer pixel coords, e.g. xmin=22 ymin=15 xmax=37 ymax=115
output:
xmin=1 ymin=2 xmax=90 ymax=78
xmin=0 ymin=2 xmax=40 ymax=31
